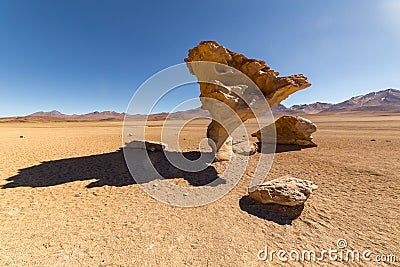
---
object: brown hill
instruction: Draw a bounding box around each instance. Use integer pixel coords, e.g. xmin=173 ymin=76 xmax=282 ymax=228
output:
xmin=321 ymin=89 xmax=400 ymax=113
xmin=29 ymin=110 xmax=66 ymax=117
xmin=285 ymin=88 xmax=400 ymax=114
xmin=289 ymin=102 xmax=333 ymax=114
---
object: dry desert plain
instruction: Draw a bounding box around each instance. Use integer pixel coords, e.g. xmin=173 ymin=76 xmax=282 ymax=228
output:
xmin=0 ymin=113 xmax=399 ymax=266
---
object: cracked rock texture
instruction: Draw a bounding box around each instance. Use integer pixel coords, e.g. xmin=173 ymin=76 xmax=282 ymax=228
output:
xmin=252 ymin=116 xmax=317 ymax=147
xmin=248 ymin=176 xmax=318 ymax=206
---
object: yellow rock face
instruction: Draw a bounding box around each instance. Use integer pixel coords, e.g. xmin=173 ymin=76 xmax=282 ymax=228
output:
xmin=185 ymin=41 xmax=311 ymax=111
xmin=252 ymin=116 xmax=317 ymax=147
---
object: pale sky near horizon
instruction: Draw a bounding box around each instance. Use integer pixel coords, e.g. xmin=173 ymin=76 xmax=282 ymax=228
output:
xmin=0 ymin=0 xmax=399 ymax=116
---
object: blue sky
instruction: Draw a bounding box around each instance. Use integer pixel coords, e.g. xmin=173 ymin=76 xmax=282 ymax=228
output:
xmin=0 ymin=0 xmax=399 ymax=116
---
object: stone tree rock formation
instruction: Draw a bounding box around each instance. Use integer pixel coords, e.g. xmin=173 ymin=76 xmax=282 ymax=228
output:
xmin=185 ymin=41 xmax=311 ymax=160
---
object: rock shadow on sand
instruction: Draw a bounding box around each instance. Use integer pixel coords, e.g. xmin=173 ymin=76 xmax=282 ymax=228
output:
xmin=257 ymin=143 xmax=317 ymax=154
xmin=3 ymin=149 xmax=222 ymax=189
xmin=239 ymin=196 xmax=304 ymax=225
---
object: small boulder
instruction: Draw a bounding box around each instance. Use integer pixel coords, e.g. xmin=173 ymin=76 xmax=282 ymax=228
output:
xmin=252 ymin=116 xmax=317 ymax=147
xmin=125 ymin=140 xmax=167 ymax=152
xmin=214 ymin=137 xmax=232 ymax=161
xmin=232 ymin=139 xmax=258 ymax=156
xmin=248 ymin=176 xmax=318 ymax=206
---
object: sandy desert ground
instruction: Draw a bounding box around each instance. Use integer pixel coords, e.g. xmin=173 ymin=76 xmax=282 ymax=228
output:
xmin=0 ymin=114 xmax=399 ymax=266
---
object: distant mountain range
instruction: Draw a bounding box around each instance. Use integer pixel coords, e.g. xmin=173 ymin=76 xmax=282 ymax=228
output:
xmin=25 ymin=88 xmax=400 ymax=117
xmin=2 ymin=88 xmax=398 ymax=123
xmin=19 ymin=109 xmax=209 ymax=122
xmin=28 ymin=110 xmax=126 ymax=120
xmin=321 ymin=88 xmax=400 ymax=113
xmin=286 ymin=102 xmax=334 ymax=114
xmin=29 ymin=110 xmax=66 ymax=117
xmin=29 ymin=110 xmax=125 ymax=118
xmin=275 ymin=88 xmax=400 ymax=114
